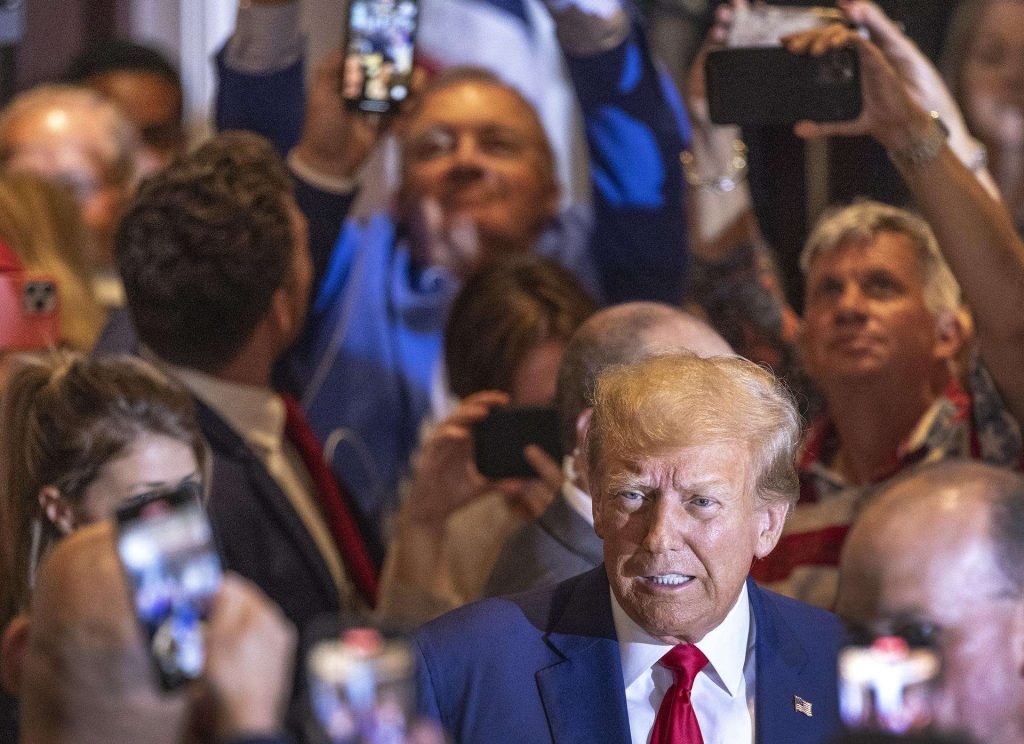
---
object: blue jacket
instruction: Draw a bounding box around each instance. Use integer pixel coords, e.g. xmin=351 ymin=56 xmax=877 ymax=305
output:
xmin=414 ymin=567 xmax=844 ymax=744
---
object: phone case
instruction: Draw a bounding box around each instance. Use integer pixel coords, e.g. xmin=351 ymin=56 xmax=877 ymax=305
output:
xmin=473 ymin=406 xmax=561 ymax=480
xmin=706 ymin=46 xmax=862 ymax=127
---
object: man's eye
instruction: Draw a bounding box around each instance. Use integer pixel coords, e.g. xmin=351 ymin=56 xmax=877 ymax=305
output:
xmin=480 ymin=134 xmax=525 ymax=157
xmin=810 ymin=279 xmax=843 ymax=301
xmin=864 ymin=276 xmax=902 ymax=297
xmin=618 ymin=490 xmax=644 ymax=502
xmin=690 ymin=496 xmax=714 ymax=508
xmin=406 ymin=130 xmax=454 ymax=161
xmin=894 ymin=621 xmax=941 ymax=648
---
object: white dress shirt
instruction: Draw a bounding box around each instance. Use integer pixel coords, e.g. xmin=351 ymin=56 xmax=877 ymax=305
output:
xmin=611 ymin=582 xmax=756 ymax=744
xmin=561 ymin=454 xmax=595 ymax=526
xmin=165 ymin=364 xmax=352 ymax=605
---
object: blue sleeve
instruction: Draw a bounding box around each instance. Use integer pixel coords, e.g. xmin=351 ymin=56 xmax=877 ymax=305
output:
xmin=214 ymin=46 xmax=355 ymax=291
xmin=567 ymin=25 xmax=690 ymax=305
xmin=294 ymin=180 xmax=358 ymax=294
xmin=413 ymin=636 xmax=444 ymax=723
xmin=214 ymin=45 xmax=306 ymax=156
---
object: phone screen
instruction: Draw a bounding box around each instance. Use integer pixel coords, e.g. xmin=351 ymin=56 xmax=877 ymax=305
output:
xmin=115 ymin=485 xmax=221 ymax=691
xmin=838 ymin=636 xmax=940 ymax=734
xmin=308 ymin=627 xmax=416 ymax=744
xmin=342 ymin=0 xmax=418 ymax=113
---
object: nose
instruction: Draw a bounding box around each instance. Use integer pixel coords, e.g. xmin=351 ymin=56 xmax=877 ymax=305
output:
xmin=834 ymin=282 xmax=868 ymax=322
xmin=641 ymin=497 xmax=686 ymax=554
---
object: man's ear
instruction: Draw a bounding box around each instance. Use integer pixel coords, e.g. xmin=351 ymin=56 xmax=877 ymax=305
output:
xmin=38 ymin=485 xmax=74 ymax=536
xmin=1 ymin=614 xmax=30 ymax=696
xmin=573 ymin=407 xmax=594 ymax=493
xmin=753 ymin=496 xmax=791 ymax=560
xmin=269 ymin=285 xmax=296 ymax=344
xmin=933 ymin=308 xmax=968 ymax=362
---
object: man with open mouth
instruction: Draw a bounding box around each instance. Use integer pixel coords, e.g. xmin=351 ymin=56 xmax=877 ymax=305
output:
xmin=413 ymin=353 xmax=844 ymax=743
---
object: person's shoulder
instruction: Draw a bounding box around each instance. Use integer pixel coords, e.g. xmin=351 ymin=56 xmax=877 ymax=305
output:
xmin=416 ymin=568 xmax=597 ymax=648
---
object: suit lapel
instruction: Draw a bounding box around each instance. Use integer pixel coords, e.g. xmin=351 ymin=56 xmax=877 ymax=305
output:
xmin=197 ymin=400 xmax=339 ymax=601
xmin=536 ymin=567 xmax=631 ymax=744
xmin=750 ymin=579 xmax=820 ymax=744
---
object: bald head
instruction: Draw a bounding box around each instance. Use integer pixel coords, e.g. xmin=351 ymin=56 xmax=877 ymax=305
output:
xmin=554 ymin=302 xmax=732 ymax=454
xmin=0 ymin=85 xmax=140 ymax=267
xmin=836 ymin=461 xmax=1024 ymax=744
xmin=21 ymin=522 xmax=185 ymax=744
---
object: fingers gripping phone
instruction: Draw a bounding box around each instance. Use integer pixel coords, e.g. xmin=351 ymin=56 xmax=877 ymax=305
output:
xmin=706 ymin=4 xmax=863 ymax=127
xmin=472 ymin=406 xmax=561 ymax=480
xmin=342 ymin=0 xmax=418 ymax=114
xmin=115 ymin=484 xmax=222 ymax=691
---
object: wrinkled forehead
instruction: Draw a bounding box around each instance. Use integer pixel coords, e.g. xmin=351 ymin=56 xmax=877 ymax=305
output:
xmin=404 ymin=79 xmax=548 ymax=143
xmin=805 ymin=231 xmax=927 ymax=283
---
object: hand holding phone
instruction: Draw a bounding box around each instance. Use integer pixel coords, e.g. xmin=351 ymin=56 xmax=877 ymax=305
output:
xmin=705 ymin=4 xmax=862 ymax=127
xmin=115 ymin=485 xmax=222 ymax=691
xmin=473 ymin=406 xmax=561 ymax=480
xmin=342 ymin=0 xmax=418 ymax=114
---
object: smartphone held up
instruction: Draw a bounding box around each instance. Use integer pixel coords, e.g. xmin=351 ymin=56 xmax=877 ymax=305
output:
xmin=115 ymin=484 xmax=222 ymax=691
xmin=706 ymin=4 xmax=863 ymax=127
xmin=342 ymin=0 xmax=418 ymax=114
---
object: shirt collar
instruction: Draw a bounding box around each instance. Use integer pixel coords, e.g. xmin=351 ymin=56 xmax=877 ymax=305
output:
xmin=561 ymin=455 xmax=594 ymax=526
xmin=162 ymin=361 xmax=285 ymax=455
xmin=802 ymin=377 xmax=970 ymax=487
xmin=611 ymin=581 xmax=752 ymax=698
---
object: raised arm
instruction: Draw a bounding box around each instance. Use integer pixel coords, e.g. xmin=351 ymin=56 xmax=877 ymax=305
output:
xmin=786 ymin=21 xmax=1024 ymax=424
xmin=555 ymin=0 xmax=690 ymax=304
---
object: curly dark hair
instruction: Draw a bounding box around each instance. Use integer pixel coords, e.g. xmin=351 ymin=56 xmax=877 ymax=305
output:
xmin=116 ymin=131 xmax=295 ymax=373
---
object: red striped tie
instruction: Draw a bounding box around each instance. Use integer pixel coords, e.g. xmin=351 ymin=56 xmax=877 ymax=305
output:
xmin=650 ymin=644 xmax=708 ymax=744
xmin=281 ymin=394 xmax=378 ymax=607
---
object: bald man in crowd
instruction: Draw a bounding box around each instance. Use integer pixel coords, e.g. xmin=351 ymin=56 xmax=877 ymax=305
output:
xmin=4 ymin=522 xmax=295 ymax=744
xmin=836 ymin=460 xmax=1024 ymax=744
xmin=485 ymin=301 xmax=732 ymax=596
xmin=0 ymin=85 xmax=140 ymax=306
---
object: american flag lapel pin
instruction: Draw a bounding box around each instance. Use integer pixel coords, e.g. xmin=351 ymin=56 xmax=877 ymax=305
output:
xmin=793 ymin=696 xmax=813 ymax=717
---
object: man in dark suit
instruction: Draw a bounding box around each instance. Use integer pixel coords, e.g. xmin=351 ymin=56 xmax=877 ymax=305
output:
xmin=485 ymin=302 xmax=732 ymax=596
xmin=115 ymin=132 xmax=379 ymax=634
xmin=416 ymin=354 xmax=844 ymax=743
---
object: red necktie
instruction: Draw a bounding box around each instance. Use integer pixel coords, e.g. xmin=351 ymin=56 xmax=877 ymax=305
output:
xmin=650 ymin=644 xmax=708 ymax=744
xmin=281 ymin=394 xmax=379 ymax=608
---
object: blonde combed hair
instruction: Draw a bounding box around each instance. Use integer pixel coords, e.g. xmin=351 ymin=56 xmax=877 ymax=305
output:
xmin=586 ymin=354 xmax=801 ymax=506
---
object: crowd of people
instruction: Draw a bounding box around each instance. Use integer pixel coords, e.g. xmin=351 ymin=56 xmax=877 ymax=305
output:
xmin=0 ymin=0 xmax=1023 ymax=742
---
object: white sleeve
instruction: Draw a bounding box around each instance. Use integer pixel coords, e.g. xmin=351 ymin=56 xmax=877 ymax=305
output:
xmin=540 ymin=0 xmax=629 ymax=56
xmin=223 ymin=1 xmax=305 ymax=74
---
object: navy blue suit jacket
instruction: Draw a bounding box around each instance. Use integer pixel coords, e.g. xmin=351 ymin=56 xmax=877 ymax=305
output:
xmin=414 ymin=566 xmax=843 ymax=744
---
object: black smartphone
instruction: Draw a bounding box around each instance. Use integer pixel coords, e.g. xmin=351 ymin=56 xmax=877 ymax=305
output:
xmin=115 ymin=484 xmax=222 ymax=691
xmin=473 ymin=406 xmax=561 ymax=480
xmin=341 ymin=0 xmax=418 ymax=114
xmin=705 ymin=46 xmax=862 ymax=127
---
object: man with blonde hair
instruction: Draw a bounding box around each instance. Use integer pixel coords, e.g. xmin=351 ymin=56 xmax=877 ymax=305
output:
xmin=414 ymin=354 xmax=843 ymax=744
